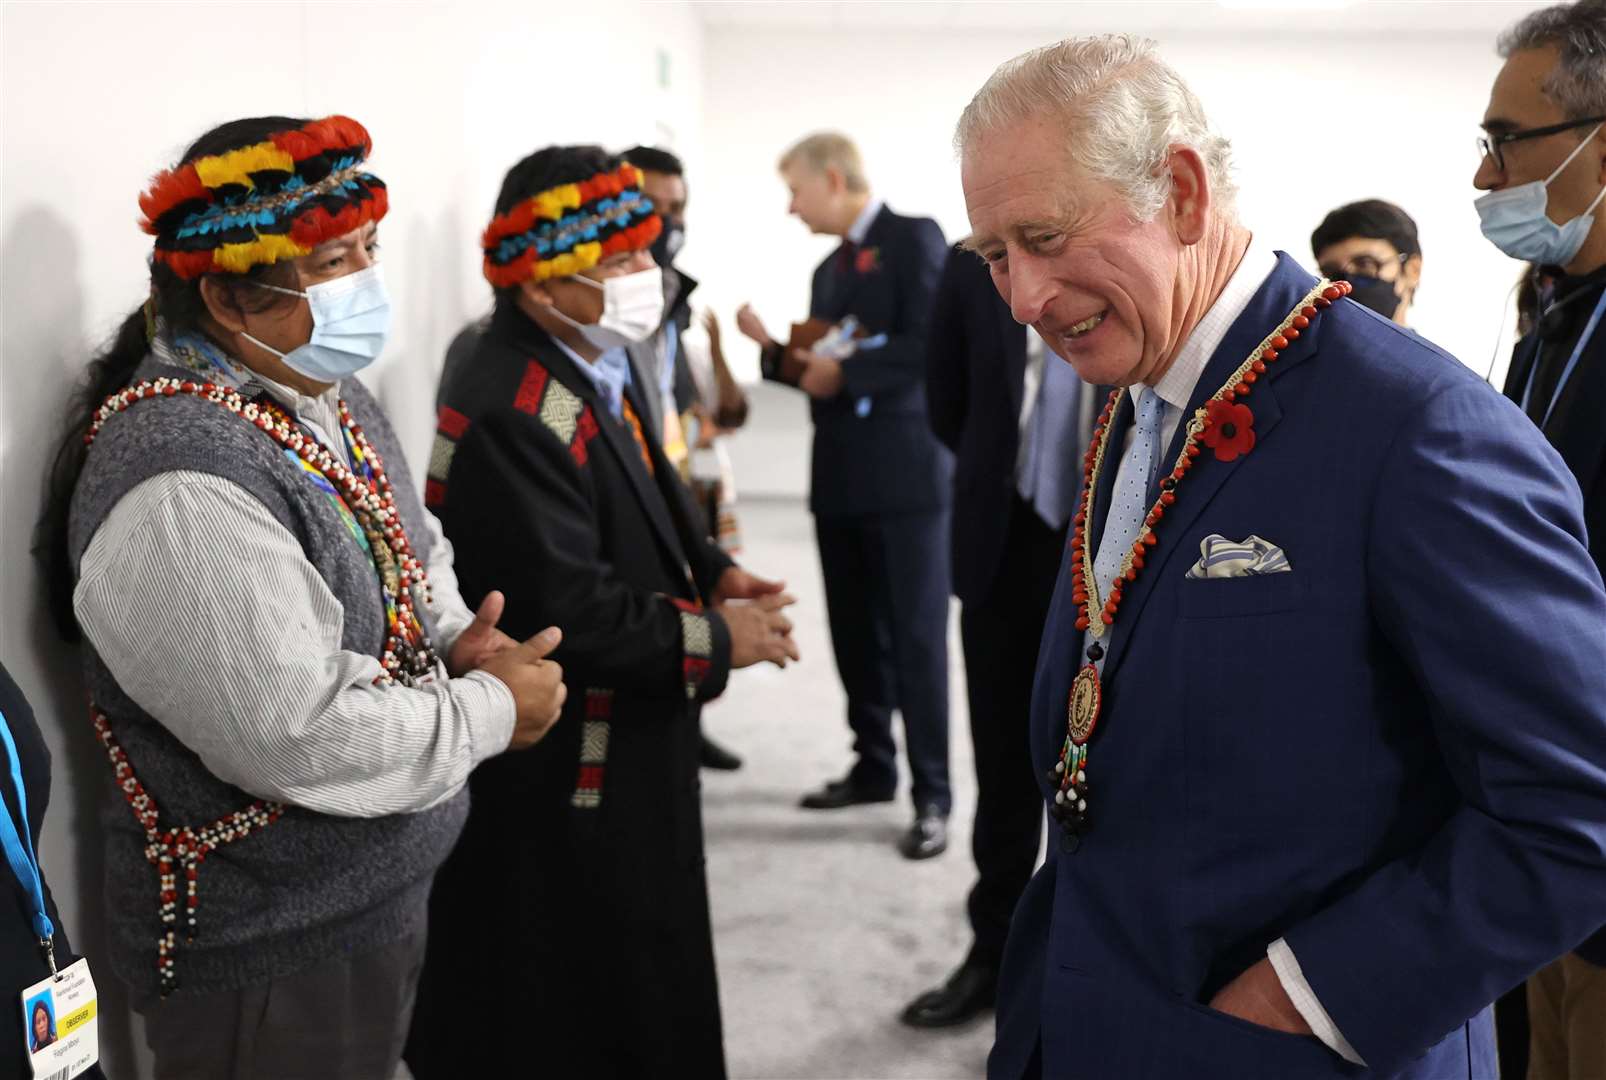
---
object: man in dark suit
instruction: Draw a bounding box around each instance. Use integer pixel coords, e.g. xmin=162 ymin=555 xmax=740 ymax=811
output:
xmin=1475 ymin=4 xmax=1606 ymax=1075
xmin=408 ymin=146 xmax=798 ymax=1079
xmin=736 ymin=132 xmax=954 ymax=859
xmin=903 ymin=244 xmax=1092 ymax=1025
xmin=962 ymin=35 xmax=1606 ymax=1079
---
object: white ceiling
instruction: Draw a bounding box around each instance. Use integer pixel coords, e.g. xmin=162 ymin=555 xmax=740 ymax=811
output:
xmin=692 ymin=0 xmax=1550 ymax=36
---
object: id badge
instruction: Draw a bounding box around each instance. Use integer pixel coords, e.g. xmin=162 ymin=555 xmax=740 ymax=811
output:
xmin=19 ymin=958 xmax=98 ymax=1080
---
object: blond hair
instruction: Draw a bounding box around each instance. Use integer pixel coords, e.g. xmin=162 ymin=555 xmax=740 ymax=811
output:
xmin=778 ymin=132 xmax=869 ymax=193
xmin=955 ymin=35 xmax=1236 ymax=221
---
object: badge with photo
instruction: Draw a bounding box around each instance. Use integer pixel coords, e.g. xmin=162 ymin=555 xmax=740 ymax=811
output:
xmin=18 ymin=959 xmax=98 ymax=1080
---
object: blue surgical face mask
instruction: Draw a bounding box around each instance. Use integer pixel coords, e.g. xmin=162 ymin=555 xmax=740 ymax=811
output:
xmin=241 ymin=263 xmax=392 ymax=382
xmin=1476 ymin=124 xmax=1606 ymax=266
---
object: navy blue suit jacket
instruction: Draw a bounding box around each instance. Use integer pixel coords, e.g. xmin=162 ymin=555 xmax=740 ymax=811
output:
xmin=806 ymin=205 xmax=952 ymax=518
xmin=992 ymin=254 xmax=1606 ymax=1079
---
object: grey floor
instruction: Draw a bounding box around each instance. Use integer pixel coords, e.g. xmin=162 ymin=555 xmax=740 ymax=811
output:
xmin=701 ymin=497 xmax=998 ymax=1080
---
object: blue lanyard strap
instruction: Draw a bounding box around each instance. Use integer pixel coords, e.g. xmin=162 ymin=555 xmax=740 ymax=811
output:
xmin=0 ymin=708 xmax=55 ymax=952
xmin=1522 ymin=286 xmax=1606 ymax=429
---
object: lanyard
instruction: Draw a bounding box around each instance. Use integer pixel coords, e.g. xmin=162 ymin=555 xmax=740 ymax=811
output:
xmin=1522 ymin=286 xmax=1606 ymax=429
xmin=0 ymin=708 xmax=56 ymax=971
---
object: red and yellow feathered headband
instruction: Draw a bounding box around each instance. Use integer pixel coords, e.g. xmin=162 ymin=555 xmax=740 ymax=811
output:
xmin=482 ymin=164 xmax=661 ymax=287
xmin=139 ymin=115 xmax=388 ymax=279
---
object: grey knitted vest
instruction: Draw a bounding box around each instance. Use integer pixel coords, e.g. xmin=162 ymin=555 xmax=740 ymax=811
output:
xmin=67 ymin=355 xmax=468 ymax=998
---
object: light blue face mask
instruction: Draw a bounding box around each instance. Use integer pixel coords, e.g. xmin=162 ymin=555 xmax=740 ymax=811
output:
xmin=1476 ymin=124 xmax=1606 ymax=266
xmin=241 ymin=263 xmax=392 ymax=382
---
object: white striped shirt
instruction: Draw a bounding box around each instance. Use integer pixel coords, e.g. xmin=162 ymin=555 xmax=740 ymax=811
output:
xmin=73 ymin=376 xmax=515 ymax=820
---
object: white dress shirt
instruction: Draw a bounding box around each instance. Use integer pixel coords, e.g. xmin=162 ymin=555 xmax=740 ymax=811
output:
xmin=847 ymin=196 xmax=884 ymax=246
xmin=1124 ymin=236 xmax=1270 ymax=453
xmin=74 ymin=346 xmax=515 ymax=820
xmin=1094 ymin=237 xmax=1364 ymax=1066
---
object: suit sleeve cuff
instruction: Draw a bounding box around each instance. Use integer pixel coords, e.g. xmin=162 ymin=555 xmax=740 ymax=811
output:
xmin=759 ymin=343 xmax=795 ymax=386
xmin=697 ymin=548 xmax=737 ymax=598
xmin=1268 ymin=938 xmax=1367 ymax=1066
xmin=678 ymin=603 xmax=731 ymax=702
xmin=839 ymin=353 xmax=870 ymax=401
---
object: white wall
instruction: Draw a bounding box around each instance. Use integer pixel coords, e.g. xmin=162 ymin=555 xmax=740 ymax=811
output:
xmin=0 ymin=3 xmax=701 ymax=1074
xmin=699 ymin=15 xmax=1545 ymax=497
xmin=0 ymin=2 xmax=1553 ymax=1074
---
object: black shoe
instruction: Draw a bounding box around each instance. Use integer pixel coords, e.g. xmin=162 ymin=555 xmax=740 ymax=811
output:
xmin=897 ymin=807 xmax=949 ymax=860
xmin=799 ymin=776 xmax=897 ymax=810
xmin=699 ymin=734 xmax=743 ymax=771
xmin=900 ymin=959 xmax=997 ymax=1028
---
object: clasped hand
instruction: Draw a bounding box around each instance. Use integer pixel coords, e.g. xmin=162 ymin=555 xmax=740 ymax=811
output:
xmin=713 ymin=567 xmax=801 ymax=669
xmin=449 ymin=591 xmax=566 ymax=750
xmin=794 ymin=352 xmax=845 ymax=399
xmin=735 ymin=303 xmax=846 ymax=400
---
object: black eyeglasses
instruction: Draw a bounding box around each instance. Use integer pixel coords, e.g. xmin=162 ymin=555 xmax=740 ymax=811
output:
xmin=1318 ymin=252 xmax=1408 ymax=280
xmin=1478 ymin=114 xmax=1606 ymax=173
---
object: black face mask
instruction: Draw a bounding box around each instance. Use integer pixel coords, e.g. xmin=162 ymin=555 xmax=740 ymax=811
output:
xmin=650 ymin=222 xmax=685 ymax=268
xmin=1346 ymin=275 xmax=1402 ymax=320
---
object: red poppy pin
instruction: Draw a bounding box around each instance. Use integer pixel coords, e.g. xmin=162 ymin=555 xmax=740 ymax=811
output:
xmin=1200 ymin=397 xmax=1255 ymax=462
xmin=854 ymin=247 xmax=881 ymax=274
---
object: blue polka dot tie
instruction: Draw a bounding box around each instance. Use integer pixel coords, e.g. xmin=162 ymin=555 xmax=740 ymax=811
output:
xmin=1086 ymin=387 xmax=1163 ymax=666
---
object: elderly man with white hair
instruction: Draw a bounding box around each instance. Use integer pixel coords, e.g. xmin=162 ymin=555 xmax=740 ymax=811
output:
xmin=959 ymin=35 xmax=1606 ymax=1079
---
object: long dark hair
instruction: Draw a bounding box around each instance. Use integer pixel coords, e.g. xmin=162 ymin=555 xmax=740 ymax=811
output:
xmin=34 ymin=117 xmax=310 ymax=642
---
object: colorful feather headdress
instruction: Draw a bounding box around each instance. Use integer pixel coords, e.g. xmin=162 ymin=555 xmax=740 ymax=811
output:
xmin=139 ymin=115 xmax=388 ymax=279
xmin=482 ymin=164 xmax=661 ymax=287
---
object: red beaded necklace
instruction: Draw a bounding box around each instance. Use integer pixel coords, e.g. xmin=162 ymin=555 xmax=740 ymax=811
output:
xmin=1051 ymin=280 xmax=1352 ymax=840
xmin=83 ymin=374 xmax=440 ymax=993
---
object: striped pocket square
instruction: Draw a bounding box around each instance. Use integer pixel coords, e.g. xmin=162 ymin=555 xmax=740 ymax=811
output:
xmin=1185 ymin=534 xmax=1291 ymax=579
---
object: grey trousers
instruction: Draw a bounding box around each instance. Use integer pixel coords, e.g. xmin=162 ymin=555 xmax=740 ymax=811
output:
xmin=135 ymin=931 xmax=426 ymax=1080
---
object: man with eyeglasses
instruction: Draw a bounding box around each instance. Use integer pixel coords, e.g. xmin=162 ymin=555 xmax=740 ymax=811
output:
xmin=1311 ymin=199 xmax=1422 ymax=326
xmin=1476 ymin=3 xmax=1606 ymax=1078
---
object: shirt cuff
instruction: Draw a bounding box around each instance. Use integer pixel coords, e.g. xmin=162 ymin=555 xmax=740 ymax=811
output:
xmin=1267 ymin=937 xmax=1366 ymax=1066
xmin=431 ymin=604 xmax=477 ymax=659
xmin=457 ymin=670 xmax=517 ymax=764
